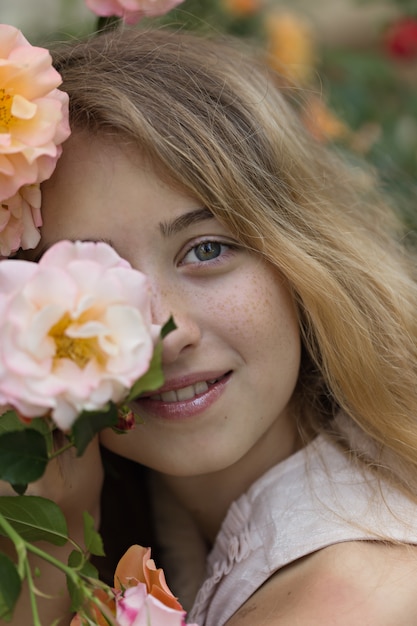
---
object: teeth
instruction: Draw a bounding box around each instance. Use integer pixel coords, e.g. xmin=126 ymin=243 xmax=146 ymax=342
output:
xmin=177 ymin=385 xmax=197 ymax=401
xmin=151 ymin=380 xmax=210 ymax=403
xmin=195 ymin=381 xmax=209 ymax=394
xmin=160 ymin=390 xmax=177 ymax=402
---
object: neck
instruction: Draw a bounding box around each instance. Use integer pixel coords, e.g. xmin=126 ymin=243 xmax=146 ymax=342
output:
xmin=159 ymin=413 xmax=301 ymax=544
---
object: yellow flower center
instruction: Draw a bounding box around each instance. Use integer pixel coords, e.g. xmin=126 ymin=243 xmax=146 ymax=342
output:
xmin=49 ymin=313 xmax=104 ymax=369
xmin=0 ymin=89 xmax=15 ymax=132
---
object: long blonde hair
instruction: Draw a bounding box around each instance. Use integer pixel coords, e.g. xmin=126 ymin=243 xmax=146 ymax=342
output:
xmin=52 ymin=27 xmax=417 ymax=492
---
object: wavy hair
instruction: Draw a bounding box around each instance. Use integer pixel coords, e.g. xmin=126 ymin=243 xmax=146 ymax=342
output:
xmin=52 ymin=27 xmax=417 ymax=493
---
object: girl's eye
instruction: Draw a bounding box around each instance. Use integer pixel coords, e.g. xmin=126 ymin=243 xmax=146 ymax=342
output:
xmin=193 ymin=241 xmax=222 ymax=262
xmin=180 ymin=240 xmax=233 ymax=266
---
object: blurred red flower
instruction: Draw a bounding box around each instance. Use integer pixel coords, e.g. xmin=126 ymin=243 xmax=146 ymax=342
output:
xmin=384 ymin=17 xmax=417 ymax=60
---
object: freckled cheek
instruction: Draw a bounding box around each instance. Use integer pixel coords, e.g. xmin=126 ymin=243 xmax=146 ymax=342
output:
xmin=252 ymin=289 xmax=299 ymax=383
xmin=199 ymin=274 xmax=300 ymax=364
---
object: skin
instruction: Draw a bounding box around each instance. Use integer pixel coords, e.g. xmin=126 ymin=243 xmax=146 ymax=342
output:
xmin=34 ymin=133 xmax=302 ymax=540
xmin=31 ymin=133 xmax=417 ymax=624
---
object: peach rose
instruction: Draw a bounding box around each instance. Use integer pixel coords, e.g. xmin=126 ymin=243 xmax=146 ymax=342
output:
xmin=0 ymin=25 xmax=70 ymax=201
xmin=71 ymin=545 xmax=199 ymax=625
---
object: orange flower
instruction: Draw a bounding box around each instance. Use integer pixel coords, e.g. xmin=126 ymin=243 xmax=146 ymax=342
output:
xmin=72 ymin=545 xmax=188 ymax=625
xmin=222 ymin=0 xmax=263 ymax=17
xmin=114 ymin=544 xmax=183 ymax=611
xmin=302 ymin=95 xmax=349 ymax=143
xmin=264 ymin=11 xmax=317 ymax=84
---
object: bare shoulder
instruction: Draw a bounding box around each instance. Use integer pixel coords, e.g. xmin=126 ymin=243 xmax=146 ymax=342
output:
xmin=226 ymin=541 xmax=417 ymax=625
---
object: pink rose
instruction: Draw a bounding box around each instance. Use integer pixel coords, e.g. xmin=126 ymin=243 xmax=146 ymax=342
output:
xmin=0 ymin=25 xmax=70 ymax=200
xmin=71 ymin=545 xmax=199 ymax=626
xmin=0 ymin=184 xmax=42 ymax=257
xmin=85 ymin=0 xmax=184 ymax=25
xmin=117 ymin=584 xmax=188 ymax=626
xmin=0 ymin=240 xmax=156 ymax=430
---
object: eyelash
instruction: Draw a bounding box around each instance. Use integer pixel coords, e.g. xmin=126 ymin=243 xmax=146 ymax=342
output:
xmin=178 ymin=239 xmax=238 ymax=268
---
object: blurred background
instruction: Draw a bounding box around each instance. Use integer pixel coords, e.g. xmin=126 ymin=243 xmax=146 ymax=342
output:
xmin=3 ymin=0 xmax=416 ymax=229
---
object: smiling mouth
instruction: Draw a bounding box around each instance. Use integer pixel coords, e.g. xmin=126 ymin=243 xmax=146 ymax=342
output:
xmin=148 ymin=372 xmax=231 ymax=403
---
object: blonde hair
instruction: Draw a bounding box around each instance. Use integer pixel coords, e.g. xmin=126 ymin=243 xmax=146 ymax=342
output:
xmin=52 ymin=28 xmax=417 ymax=492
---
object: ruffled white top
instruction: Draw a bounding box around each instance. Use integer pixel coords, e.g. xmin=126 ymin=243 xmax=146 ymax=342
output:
xmin=188 ymin=434 xmax=417 ymax=626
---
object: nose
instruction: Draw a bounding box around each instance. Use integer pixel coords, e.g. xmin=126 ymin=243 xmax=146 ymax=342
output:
xmin=151 ymin=283 xmax=202 ymax=366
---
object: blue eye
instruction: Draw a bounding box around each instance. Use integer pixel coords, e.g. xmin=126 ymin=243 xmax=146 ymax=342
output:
xmin=193 ymin=241 xmax=222 ymax=261
xmin=179 ymin=239 xmax=238 ymax=267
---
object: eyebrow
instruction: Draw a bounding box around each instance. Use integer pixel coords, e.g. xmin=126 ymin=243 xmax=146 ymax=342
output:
xmin=159 ymin=207 xmax=214 ymax=237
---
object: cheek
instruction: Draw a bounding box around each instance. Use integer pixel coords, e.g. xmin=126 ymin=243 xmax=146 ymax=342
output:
xmin=203 ymin=269 xmax=301 ymax=368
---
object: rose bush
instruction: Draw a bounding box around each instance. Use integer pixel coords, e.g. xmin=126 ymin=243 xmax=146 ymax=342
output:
xmin=0 ymin=240 xmax=157 ymax=430
xmin=85 ymin=0 xmax=184 ymax=25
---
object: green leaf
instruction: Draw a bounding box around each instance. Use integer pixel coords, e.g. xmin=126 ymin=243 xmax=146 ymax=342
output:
xmin=67 ymin=554 xmax=100 ymax=613
xmin=10 ymin=484 xmax=28 ymax=496
xmin=125 ymin=317 xmax=175 ymax=402
xmin=0 ymin=553 xmax=21 ymax=622
xmin=67 ymin=549 xmax=83 ymax=569
xmin=0 ymin=411 xmax=24 ymax=435
xmin=0 ymin=430 xmax=48 ymax=485
xmin=83 ymin=511 xmax=105 ymax=557
xmin=68 ymin=550 xmax=98 ymax=580
xmin=0 ymin=496 xmax=68 ymax=546
xmin=126 ymin=342 xmax=164 ymax=402
xmin=0 ymin=412 xmax=54 ymax=455
xmin=26 ymin=418 xmax=54 ymax=453
xmin=161 ymin=315 xmax=177 ymax=339
xmin=72 ymin=404 xmax=119 ymax=457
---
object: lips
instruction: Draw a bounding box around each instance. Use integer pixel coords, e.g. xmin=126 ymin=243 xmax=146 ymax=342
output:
xmin=133 ymin=371 xmax=232 ymax=419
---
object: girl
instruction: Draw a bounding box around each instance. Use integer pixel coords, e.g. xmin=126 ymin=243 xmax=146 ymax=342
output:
xmin=29 ymin=26 xmax=417 ymax=624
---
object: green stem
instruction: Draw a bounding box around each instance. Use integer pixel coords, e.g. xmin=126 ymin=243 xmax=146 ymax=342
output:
xmin=24 ymin=542 xmax=79 ymax=584
xmin=0 ymin=512 xmax=27 ymax=579
xmin=48 ymin=440 xmax=75 ymax=460
xmin=0 ymin=512 xmax=103 ymax=625
xmin=24 ymin=557 xmax=42 ymax=626
xmin=0 ymin=512 xmax=81 ymax=583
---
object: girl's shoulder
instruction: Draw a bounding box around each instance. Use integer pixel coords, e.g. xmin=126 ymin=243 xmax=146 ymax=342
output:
xmin=226 ymin=540 xmax=417 ymax=625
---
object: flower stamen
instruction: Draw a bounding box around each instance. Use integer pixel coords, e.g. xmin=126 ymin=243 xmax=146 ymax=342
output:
xmin=0 ymin=89 xmax=15 ymax=132
xmin=49 ymin=313 xmax=104 ymax=369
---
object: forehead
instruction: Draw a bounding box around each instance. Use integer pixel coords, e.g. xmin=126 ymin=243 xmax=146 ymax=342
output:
xmin=34 ymin=133 xmax=214 ymax=258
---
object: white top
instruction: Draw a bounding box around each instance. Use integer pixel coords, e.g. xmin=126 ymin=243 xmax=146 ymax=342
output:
xmin=188 ymin=434 xmax=417 ymax=626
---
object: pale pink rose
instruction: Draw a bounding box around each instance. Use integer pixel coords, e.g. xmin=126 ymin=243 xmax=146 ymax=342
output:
xmin=117 ymin=584 xmax=189 ymax=626
xmin=0 ymin=24 xmax=70 ymax=202
xmin=85 ymin=0 xmax=184 ymax=25
xmin=0 ymin=184 xmax=42 ymax=257
xmin=0 ymin=240 xmax=156 ymax=430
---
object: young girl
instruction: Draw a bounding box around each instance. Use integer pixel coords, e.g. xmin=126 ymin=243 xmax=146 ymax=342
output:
xmin=28 ymin=26 xmax=417 ymax=624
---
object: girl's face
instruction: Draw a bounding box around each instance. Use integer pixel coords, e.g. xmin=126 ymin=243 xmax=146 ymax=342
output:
xmin=35 ymin=134 xmax=301 ymax=479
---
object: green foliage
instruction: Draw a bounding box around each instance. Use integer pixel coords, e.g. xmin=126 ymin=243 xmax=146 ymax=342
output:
xmin=0 ymin=497 xmax=68 ymax=545
xmin=126 ymin=316 xmax=175 ymax=402
xmin=83 ymin=511 xmax=105 ymax=558
xmin=320 ymin=47 xmax=417 ymax=229
xmin=71 ymin=404 xmax=119 ymax=457
xmin=0 ymin=553 xmax=21 ymax=622
xmin=0 ymin=430 xmax=48 ymax=492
